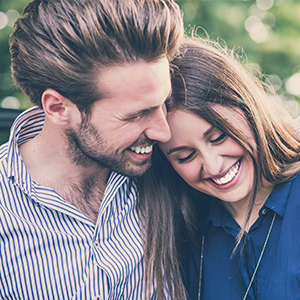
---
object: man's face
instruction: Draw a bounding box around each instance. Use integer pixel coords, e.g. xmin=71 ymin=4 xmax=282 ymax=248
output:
xmin=66 ymin=57 xmax=172 ymax=177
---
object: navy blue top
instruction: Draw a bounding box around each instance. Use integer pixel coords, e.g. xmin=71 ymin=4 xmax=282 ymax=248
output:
xmin=182 ymin=172 xmax=300 ymax=300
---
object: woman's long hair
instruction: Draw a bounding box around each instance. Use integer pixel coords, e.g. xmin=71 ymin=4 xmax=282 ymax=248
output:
xmin=136 ymin=145 xmax=201 ymax=300
xmin=136 ymin=36 xmax=300 ymax=299
xmin=169 ymin=37 xmax=300 ymax=239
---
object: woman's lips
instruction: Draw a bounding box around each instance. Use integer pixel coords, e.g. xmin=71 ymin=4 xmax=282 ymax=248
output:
xmin=210 ymin=160 xmax=241 ymax=185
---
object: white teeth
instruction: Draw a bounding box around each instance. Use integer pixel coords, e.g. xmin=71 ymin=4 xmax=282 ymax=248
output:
xmin=130 ymin=145 xmax=153 ymax=154
xmin=225 ymin=174 xmax=231 ymax=181
xmin=212 ymin=161 xmax=240 ymax=185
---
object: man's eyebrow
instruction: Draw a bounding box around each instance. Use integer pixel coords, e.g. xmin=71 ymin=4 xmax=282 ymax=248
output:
xmin=124 ymin=106 xmax=157 ymax=120
xmin=166 ymin=125 xmax=215 ymax=155
xmin=124 ymin=89 xmax=172 ymax=120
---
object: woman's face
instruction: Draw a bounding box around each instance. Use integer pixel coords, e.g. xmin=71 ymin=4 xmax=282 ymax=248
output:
xmin=159 ymin=108 xmax=256 ymax=206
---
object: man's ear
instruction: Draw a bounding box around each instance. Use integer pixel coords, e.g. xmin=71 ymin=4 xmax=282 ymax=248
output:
xmin=41 ymin=89 xmax=79 ymax=126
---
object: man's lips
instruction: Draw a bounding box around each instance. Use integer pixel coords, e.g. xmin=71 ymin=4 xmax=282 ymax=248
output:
xmin=130 ymin=145 xmax=153 ymax=154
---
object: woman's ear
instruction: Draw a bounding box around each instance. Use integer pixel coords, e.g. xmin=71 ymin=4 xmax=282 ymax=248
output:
xmin=41 ymin=89 xmax=79 ymax=126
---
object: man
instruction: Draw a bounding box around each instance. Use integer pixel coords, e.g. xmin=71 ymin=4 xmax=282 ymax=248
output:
xmin=0 ymin=0 xmax=183 ymax=298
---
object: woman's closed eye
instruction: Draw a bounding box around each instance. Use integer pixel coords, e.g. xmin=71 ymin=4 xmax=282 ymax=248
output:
xmin=177 ymin=151 xmax=196 ymax=164
xmin=210 ymin=132 xmax=227 ymax=144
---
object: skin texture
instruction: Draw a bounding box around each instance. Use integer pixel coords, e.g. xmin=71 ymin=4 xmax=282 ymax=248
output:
xmin=19 ymin=58 xmax=172 ymax=223
xmin=65 ymin=57 xmax=172 ymax=177
xmin=159 ymin=108 xmax=273 ymax=228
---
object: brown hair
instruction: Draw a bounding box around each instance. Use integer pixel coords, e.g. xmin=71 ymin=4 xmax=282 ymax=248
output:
xmin=10 ymin=0 xmax=184 ymax=298
xmin=10 ymin=0 xmax=183 ymax=113
xmin=137 ymin=37 xmax=300 ymax=300
xmin=169 ymin=37 xmax=300 ymax=242
xmin=137 ymin=145 xmax=197 ymax=300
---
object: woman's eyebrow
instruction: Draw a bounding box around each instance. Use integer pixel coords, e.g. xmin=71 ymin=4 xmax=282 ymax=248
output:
xmin=167 ymin=146 xmax=190 ymax=155
xmin=203 ymin=125 xmax=215 ymax=137
xmin=166 ymin=125 xmax=215 ymax=155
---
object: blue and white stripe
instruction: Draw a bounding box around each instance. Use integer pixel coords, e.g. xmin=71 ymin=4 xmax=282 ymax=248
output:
xmin=0 ymin=107 xmax=167 ymax=299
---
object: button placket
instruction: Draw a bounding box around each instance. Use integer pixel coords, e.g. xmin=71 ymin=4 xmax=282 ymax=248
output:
xmin=261 ymin=208 xmax=268 ymax=215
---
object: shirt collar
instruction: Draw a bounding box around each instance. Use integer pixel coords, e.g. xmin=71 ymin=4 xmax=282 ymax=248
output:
xmin=262 ymin=177 xmax=294 ymax=218
xmin=5 ymin=107 xmax=135 ymax=222
xmin=6 ymin=106 xmax=45 ymax=192
xmin=208 ymin=199 xmax=238 ymax=230
xmin=207 ymin=176 xmax=295 ymax=228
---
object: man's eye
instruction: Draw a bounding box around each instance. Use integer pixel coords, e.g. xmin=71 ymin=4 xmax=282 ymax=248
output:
xmin=211 ymin=133 xmax=227 ymax=144
xmin=130 ymin=115 xmax=142 ymax=121
xmin=124 ymin=113 xmax=143 ymax=122
xmin=177 ymin=151 xmax=196 ymax=164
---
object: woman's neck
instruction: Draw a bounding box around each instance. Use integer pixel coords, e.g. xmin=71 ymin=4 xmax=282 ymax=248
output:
xmin=222 ymin=180 xmax=274 ymax=232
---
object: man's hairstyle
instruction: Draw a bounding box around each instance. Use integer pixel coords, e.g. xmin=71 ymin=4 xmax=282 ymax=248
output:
xmin=9 ymin=0 xmax=183 ymax=112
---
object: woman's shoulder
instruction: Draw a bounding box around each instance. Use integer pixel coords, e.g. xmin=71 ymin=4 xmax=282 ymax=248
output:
xmin=280 ymin=171 xmax=300 ymax=204
xmin=290 ymin=170 xmax=300 ymax=184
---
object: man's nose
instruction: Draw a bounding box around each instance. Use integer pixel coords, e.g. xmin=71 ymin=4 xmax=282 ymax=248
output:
xmin=144 ymin=105 xmax=171 ymax=143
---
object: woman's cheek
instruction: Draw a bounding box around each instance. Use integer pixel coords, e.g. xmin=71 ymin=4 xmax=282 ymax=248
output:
xmin=175 ymin=164 xmax=198 ymax=184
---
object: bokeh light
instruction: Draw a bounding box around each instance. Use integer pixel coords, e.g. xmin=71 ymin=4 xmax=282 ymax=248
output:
xmin=244 ymin=15 xmax=269 ymax=43
xmin=1 ymin=97 xmax=20 ymax=109
xmin=256 ymin=0 xmax=274 ymax=11
xmin=261 ymin=12 xmax=276 ymax=28
xmin=266 ymin=74 xmax=282 ymax=92
xmin=182 ymin=3 xmax=198 ymax=22
xmin=0 ymin=12 xmax=8 ymax=30
xmin=6 ymin=10 xmax=20 ymax=27
xmin=285 ymin=73 xmax=300 ymax=96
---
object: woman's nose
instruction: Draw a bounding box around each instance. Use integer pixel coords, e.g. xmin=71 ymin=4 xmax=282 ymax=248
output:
xmin=201 ymin=151 xmax=223 ymax=176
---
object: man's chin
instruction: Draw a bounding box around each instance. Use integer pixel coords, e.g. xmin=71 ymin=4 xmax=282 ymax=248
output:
xmin=120 ymin=159 xmax=152 ymax=178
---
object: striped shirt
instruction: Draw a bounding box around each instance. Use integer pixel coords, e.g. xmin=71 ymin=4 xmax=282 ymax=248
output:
xmin=0 ymin=107 xmax=164 ymax=299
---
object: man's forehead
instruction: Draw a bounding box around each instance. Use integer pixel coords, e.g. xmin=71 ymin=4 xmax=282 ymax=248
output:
xmin=94 ymin=59 xmax=171 ymax=104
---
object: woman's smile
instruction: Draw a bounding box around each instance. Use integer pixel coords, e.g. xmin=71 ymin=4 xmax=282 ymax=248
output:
xmin=159 ymin=109 xmax=255 ymax=206
xmin=207 ymin=159 xmax=241 ymax=188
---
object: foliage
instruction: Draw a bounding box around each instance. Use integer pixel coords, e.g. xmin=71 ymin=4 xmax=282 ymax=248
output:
xmin=0 ymin=0 xmax=31 ymax=112
xmin=176 ymin=0 xmax=300 ymax=105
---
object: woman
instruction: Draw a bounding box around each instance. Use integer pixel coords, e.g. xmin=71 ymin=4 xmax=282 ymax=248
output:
xmin=138 ymin=37 xmax=300 ymax=300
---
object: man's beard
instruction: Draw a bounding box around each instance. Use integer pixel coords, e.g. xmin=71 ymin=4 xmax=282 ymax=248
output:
xmin=65 ymin=116 xmax=152 ymax=177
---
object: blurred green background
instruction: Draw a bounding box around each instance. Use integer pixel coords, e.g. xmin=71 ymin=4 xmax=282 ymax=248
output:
xmin=0 ymin=0 xmax=300 ymax=144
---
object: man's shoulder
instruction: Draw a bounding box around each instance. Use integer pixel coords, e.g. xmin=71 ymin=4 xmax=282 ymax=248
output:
xmin=0 ymin=142 xmax=8 ymax=158
xmin=0 ymin=142 xmax=9 ymax=177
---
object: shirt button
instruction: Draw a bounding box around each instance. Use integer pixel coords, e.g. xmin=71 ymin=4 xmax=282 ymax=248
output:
xmin=93 ymin=296 xmax=102 ymax=300
xmin=94 ymin=242 xmax=100 ymax=248
xmin=261 ymin=208 xmax=268 ymax=215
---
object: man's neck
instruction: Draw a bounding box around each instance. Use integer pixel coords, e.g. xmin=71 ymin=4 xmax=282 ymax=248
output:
xmin=19 ymin=125 xmax=110 ymax=224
